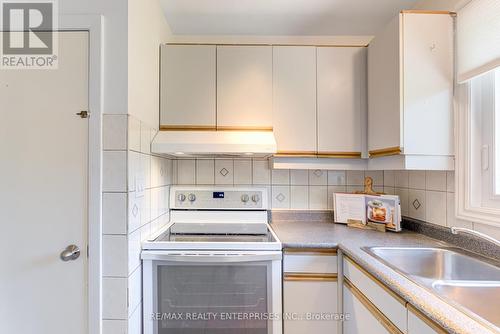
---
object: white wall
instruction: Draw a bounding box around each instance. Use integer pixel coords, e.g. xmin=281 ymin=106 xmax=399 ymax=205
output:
xmin=128 ymin=0 xmax=172 ymax=128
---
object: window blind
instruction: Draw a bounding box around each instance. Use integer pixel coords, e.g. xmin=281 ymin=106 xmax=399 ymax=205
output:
xmin=457 ymin=0 xmax=500 ymax=82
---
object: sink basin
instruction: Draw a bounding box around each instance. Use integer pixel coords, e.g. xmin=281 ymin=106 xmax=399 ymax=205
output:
xmin=365 ymin=247 xmax=500 ymax=281
xmin=432 ymin=280 xmax=500 ymax=327
xmin=363 ymin=246 xmax=500 ymax=329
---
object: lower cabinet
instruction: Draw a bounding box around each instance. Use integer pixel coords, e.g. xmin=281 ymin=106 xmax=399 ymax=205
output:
xmin=408 ymin=305 xmax=447 ymax=334
xmin=342 ymin=256 xmax=447 ymax=334
xmin=343 ymin=280 xmax=400 ymax=334
xmin=283 ymin=249 xmax=338 ymax=334
xmin=284 ymin=278 xmax=338 ymax=334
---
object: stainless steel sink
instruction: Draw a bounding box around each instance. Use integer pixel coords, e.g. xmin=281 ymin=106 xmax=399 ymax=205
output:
xmin=432 ymin=280 xmax=500 ymax=326
xmin=363 ymin=246 xmax=500 ymax=329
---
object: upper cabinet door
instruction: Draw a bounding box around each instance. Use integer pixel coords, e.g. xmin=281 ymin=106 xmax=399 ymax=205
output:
xmin=402 ymin=12 xmax=454 ymax=156
xmin=317 ymin=47 xmax=367 ymax=157
xmin=217 ymin=46 xmax=273 ymax=129
xmin=160 ymin=45 xmax=216 ymax=129
xmin=273 ymin=46 xmax=317 ymax=154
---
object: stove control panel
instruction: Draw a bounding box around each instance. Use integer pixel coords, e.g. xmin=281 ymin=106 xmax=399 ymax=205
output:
xmin=171 ymin=187 xmax=268 ymax=210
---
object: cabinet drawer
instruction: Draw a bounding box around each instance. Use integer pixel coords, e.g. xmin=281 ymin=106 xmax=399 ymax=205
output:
xmin=343 ymin=257 xmax=407 ymax=333
xmin=284 ymin=249 xmax=337 ymax=274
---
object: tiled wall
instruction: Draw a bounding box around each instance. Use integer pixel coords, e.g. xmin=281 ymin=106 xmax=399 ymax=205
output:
xmin=172 ymin=158 xmax=500 ymax=239
xmin=102 ymin=115 xmax=172 ymax=333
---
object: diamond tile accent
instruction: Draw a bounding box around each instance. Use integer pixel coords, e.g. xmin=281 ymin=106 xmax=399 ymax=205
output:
xmin=219 ymin=168 xmax=229 ymax=177
xmin=160 ymin=167 xmax=164 ymax=176
xmin=314 ymin=169 xmax=323 ymax=177
xmin=412 ymin=199 xmax=421 ymax=210
xmin=276 ymin=193 xmax=286 ymax=202
xmin=132 ymin=204 xmax=139 ymax=217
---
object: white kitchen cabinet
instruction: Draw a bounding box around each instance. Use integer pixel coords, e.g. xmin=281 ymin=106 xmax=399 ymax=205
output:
xmin=273 ymin=46 xmax=317 ymax=154
xmin=368 ymin=11 xmax=455 ymax=170
xmin=317 ymin=47 xmax=367 ymax=158
xmin=217 ymin=46 xmax=273 ymax=129
xmin=408 ymin=305 xmax=446 ymax=334
xmin=283 ymin=249 xmax=338 ymax=334
xmin=343 ymin=281 xmax=397 ymax=334
xmin=160 ymin=45 xmax=216 ymax=129
xmin=343 ymin=257 xmax=407 ymax=333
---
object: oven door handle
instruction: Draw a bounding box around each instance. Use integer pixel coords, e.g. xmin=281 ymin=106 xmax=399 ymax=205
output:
xmin=141 ymin=251 xmax=282 ymax=262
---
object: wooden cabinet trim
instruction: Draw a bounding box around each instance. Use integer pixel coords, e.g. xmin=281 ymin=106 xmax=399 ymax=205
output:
xmin=368 ymin=146 xmax=402 ymax=158
xmin=344 ymin=256 xmax=407 ymax=306
xmin=400 ymin=10 xmax=456 ymax=16
xmin=159 ymin=126 xmax=273 ymax=131
xmin=407 ymin=304 xmax=447 ymax=334
xmin=344 ymin=278 xmax=404 ymax=334
xmin=159 ymin=125 xmax=217 ymax=131
xmin=284 ymin=273 xmax=338 ymax=282
xmin=284 ymin=248 xmax=337 ymax=255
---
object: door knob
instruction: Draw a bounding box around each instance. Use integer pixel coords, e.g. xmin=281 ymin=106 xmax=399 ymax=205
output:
xmin=60 ymin=244 xmax=80 ymax=261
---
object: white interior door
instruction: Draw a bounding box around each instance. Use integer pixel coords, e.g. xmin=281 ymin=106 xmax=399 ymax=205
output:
xmin=0 ymin=31 xmax=89 ymax=334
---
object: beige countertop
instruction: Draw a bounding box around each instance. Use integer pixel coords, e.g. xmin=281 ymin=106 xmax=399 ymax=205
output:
xmin=270 ymin=219 xmax=500 ymax=334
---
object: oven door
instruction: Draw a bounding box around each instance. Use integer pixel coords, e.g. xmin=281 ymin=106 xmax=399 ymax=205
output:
xmin=143 ymin=251 xmax=282 ymax=334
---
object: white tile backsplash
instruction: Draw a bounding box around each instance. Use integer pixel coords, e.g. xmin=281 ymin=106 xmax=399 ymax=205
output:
xmin=103 ymin=235 xmax=128 ymax=277
xmin=103 ymin=151 xmax=127 ymax=192
xmin=309 ymin=186 xmax=328 ymax=210
xmin=103 ymin=115 xmax=128 ymax=150
xmin=103 ymin=277 xmax=128 ymax=319
xmin=346 ymin=170 xmax=364 ymax=185
xmin=408 ymin=189 xmax=426 ymax=221
xmin=425 ymin=191 xmax=447 ymax=226
xmin=128 ymin=265 xmax=142 ymax=317
xmin=409 ymin=171 xmax=426 ymax=190
xmin=196 ymin=159 xmax=215 ymax=185
xmin=290 ymin=170 xmax=308 ymax=185
xmin=177 ymin=160 xmax=196 ymax=184
xmin=103 ymin=320 xmax=127 ymax=334
xmin=103 ymin=193 xmax=127 ymax=234
xmin=234 ymin=159 xmax=252 ymax=184
xmin=383 ymin=170 xmax=395 ymax=187
xmin=327 ymin=170 xmax=346 ymax=186
xmin=426 ymin=171 xmax=447 ymax=191
xmin=309 ymin=170 xmax=327 ymax=185
xmin=290 ymin=185 xmax=309 ymax=209
xmin=252 ymin=160 xmax=271 ymax=184
xmin=215 ymin=159 xmax=234 ymax=185
xmin=271 ymin=169 xmax=290 ymax=185
xmin=272 ymin=185 xmax=290 ymax=209
xmin=394 ymin=170 xmax=409 ymax=188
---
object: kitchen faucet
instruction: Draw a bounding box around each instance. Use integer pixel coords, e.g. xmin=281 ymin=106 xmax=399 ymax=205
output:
xmin=450 ymin=227 xmax=500 ymax=247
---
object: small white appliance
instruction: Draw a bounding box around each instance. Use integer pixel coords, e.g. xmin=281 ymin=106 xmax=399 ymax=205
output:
xmin=142 ymin=186 xmax=282 ymax=334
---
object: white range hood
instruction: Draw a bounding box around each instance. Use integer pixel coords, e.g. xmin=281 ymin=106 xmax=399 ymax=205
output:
xmin=151 ymin=130 xmax=277 ymax=157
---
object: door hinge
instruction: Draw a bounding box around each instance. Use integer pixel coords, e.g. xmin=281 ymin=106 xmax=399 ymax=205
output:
xmin=76 ymin=110 xmax=90 ymax=118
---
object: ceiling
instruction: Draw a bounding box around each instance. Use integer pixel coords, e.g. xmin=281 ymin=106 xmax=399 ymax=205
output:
xmin=160 ymin=0 xmax=420 ymax=36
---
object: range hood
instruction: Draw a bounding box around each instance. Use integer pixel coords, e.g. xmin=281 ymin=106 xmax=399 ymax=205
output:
xmin=151 ymin=130 xmax=277 ymax=157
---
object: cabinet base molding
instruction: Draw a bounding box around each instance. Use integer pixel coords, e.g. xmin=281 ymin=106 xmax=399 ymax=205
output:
xmin=344 ymin=278 xmax=404 ymax=334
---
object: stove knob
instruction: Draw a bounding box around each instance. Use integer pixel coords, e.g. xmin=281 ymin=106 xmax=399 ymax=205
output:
xmin=241 ymin=194 xmax=249 ymax=203
xmin=252 ymin=194 xmax=260 ymax=203
xmin=178 ymin=194 xmax=186 ymax=202
xmin=188 ymin=193 xmax=196 ymax=202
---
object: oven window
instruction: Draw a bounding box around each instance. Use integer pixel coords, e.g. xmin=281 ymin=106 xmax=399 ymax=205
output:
xmin=157 ymin=263 xmax=269 ymax=334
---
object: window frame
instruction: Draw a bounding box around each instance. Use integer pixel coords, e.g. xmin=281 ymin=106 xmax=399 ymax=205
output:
xmin=456 ymin=68 xmax=500 ymax=226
